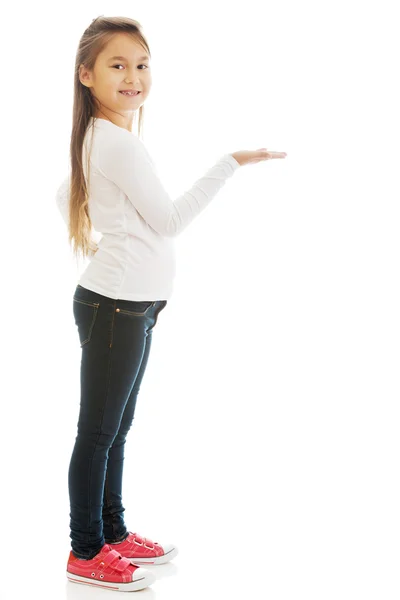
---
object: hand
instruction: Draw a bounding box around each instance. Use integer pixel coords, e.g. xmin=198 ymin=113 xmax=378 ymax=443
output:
xmin=88 ymin=240 xmax=98 ymax=257
xmin=231 ymin=148 xmax=287 ymax=167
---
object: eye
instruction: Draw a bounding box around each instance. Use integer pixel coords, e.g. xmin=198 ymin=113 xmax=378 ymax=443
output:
xmin=112 ymin=64 xmax=148 ymax=70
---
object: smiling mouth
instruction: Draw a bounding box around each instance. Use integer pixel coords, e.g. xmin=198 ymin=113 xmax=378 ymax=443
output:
xmin=119 ymin=91 xmax=141 ymax=96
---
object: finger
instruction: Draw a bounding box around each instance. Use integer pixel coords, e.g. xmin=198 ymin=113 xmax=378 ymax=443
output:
xmin=267 ymin=151 xmax=287 ymax=158
xmin=258 ymin=149 xmax=287 ymax=160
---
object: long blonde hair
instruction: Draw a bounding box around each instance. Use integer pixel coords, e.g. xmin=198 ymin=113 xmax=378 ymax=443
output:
xmin=68 ymin=15 xmax=150 ymax=261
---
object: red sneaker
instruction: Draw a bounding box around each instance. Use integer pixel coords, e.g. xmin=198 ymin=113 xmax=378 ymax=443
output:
xmin=108 ymin=531 xmax=178 ymax=565
xmin=66 ymin=543 xmax=156 ymax=591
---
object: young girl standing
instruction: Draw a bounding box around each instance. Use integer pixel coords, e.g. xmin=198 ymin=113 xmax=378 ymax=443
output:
xmin=56 ymin=15 xmax=286 ymax=592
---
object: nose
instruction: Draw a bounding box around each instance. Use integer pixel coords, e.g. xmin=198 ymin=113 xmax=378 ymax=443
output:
xmin=125 ymin=69 xmax=142 ymax=84
xmin=125 ymin=78 xmax=142 ymax=89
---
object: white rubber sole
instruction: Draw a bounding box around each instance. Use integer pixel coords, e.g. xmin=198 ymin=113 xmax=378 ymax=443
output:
xmin=129 ymin=545 xmax=178 ymax=565
xmin=66 ymin=566 xmax=156 ymax=592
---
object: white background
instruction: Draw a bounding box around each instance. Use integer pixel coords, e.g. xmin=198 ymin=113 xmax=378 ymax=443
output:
xmin=2 ymin=1 xmax=400 ymax=598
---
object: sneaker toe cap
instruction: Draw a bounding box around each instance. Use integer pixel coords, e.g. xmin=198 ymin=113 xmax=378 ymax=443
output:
xmin=160 ymin=542 xmax=178 ymax=557
xmin=132 ymin=566 xmax=156 ymax=584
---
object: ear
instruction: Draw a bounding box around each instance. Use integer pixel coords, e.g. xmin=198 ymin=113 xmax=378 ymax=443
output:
xmin=79 ymin=64 xmax=92 ymax=87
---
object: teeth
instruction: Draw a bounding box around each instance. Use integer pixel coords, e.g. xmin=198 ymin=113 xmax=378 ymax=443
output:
xmin=120 ymin=91 xmax=139 ymax=96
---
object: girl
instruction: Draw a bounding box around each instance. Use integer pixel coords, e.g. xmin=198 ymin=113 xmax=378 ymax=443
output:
xmin=56 ymin=15 xmax=287 ymax=592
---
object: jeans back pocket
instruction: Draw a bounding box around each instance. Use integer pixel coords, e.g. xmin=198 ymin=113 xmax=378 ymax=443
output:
xmin=73 ymin=297 xmax=100 ymax=347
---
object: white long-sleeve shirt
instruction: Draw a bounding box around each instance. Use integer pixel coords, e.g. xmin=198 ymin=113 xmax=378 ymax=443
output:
xmin=55 ymin=116 xmax=240 ymax=301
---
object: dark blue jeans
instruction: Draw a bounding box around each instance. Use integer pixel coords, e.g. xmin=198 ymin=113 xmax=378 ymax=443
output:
xmin=68 ymin=284 xmax=168 ymax=559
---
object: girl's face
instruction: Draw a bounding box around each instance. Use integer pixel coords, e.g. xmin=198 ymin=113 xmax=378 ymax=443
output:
xmin=79 ymin=33 xmax=152 ymax=131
